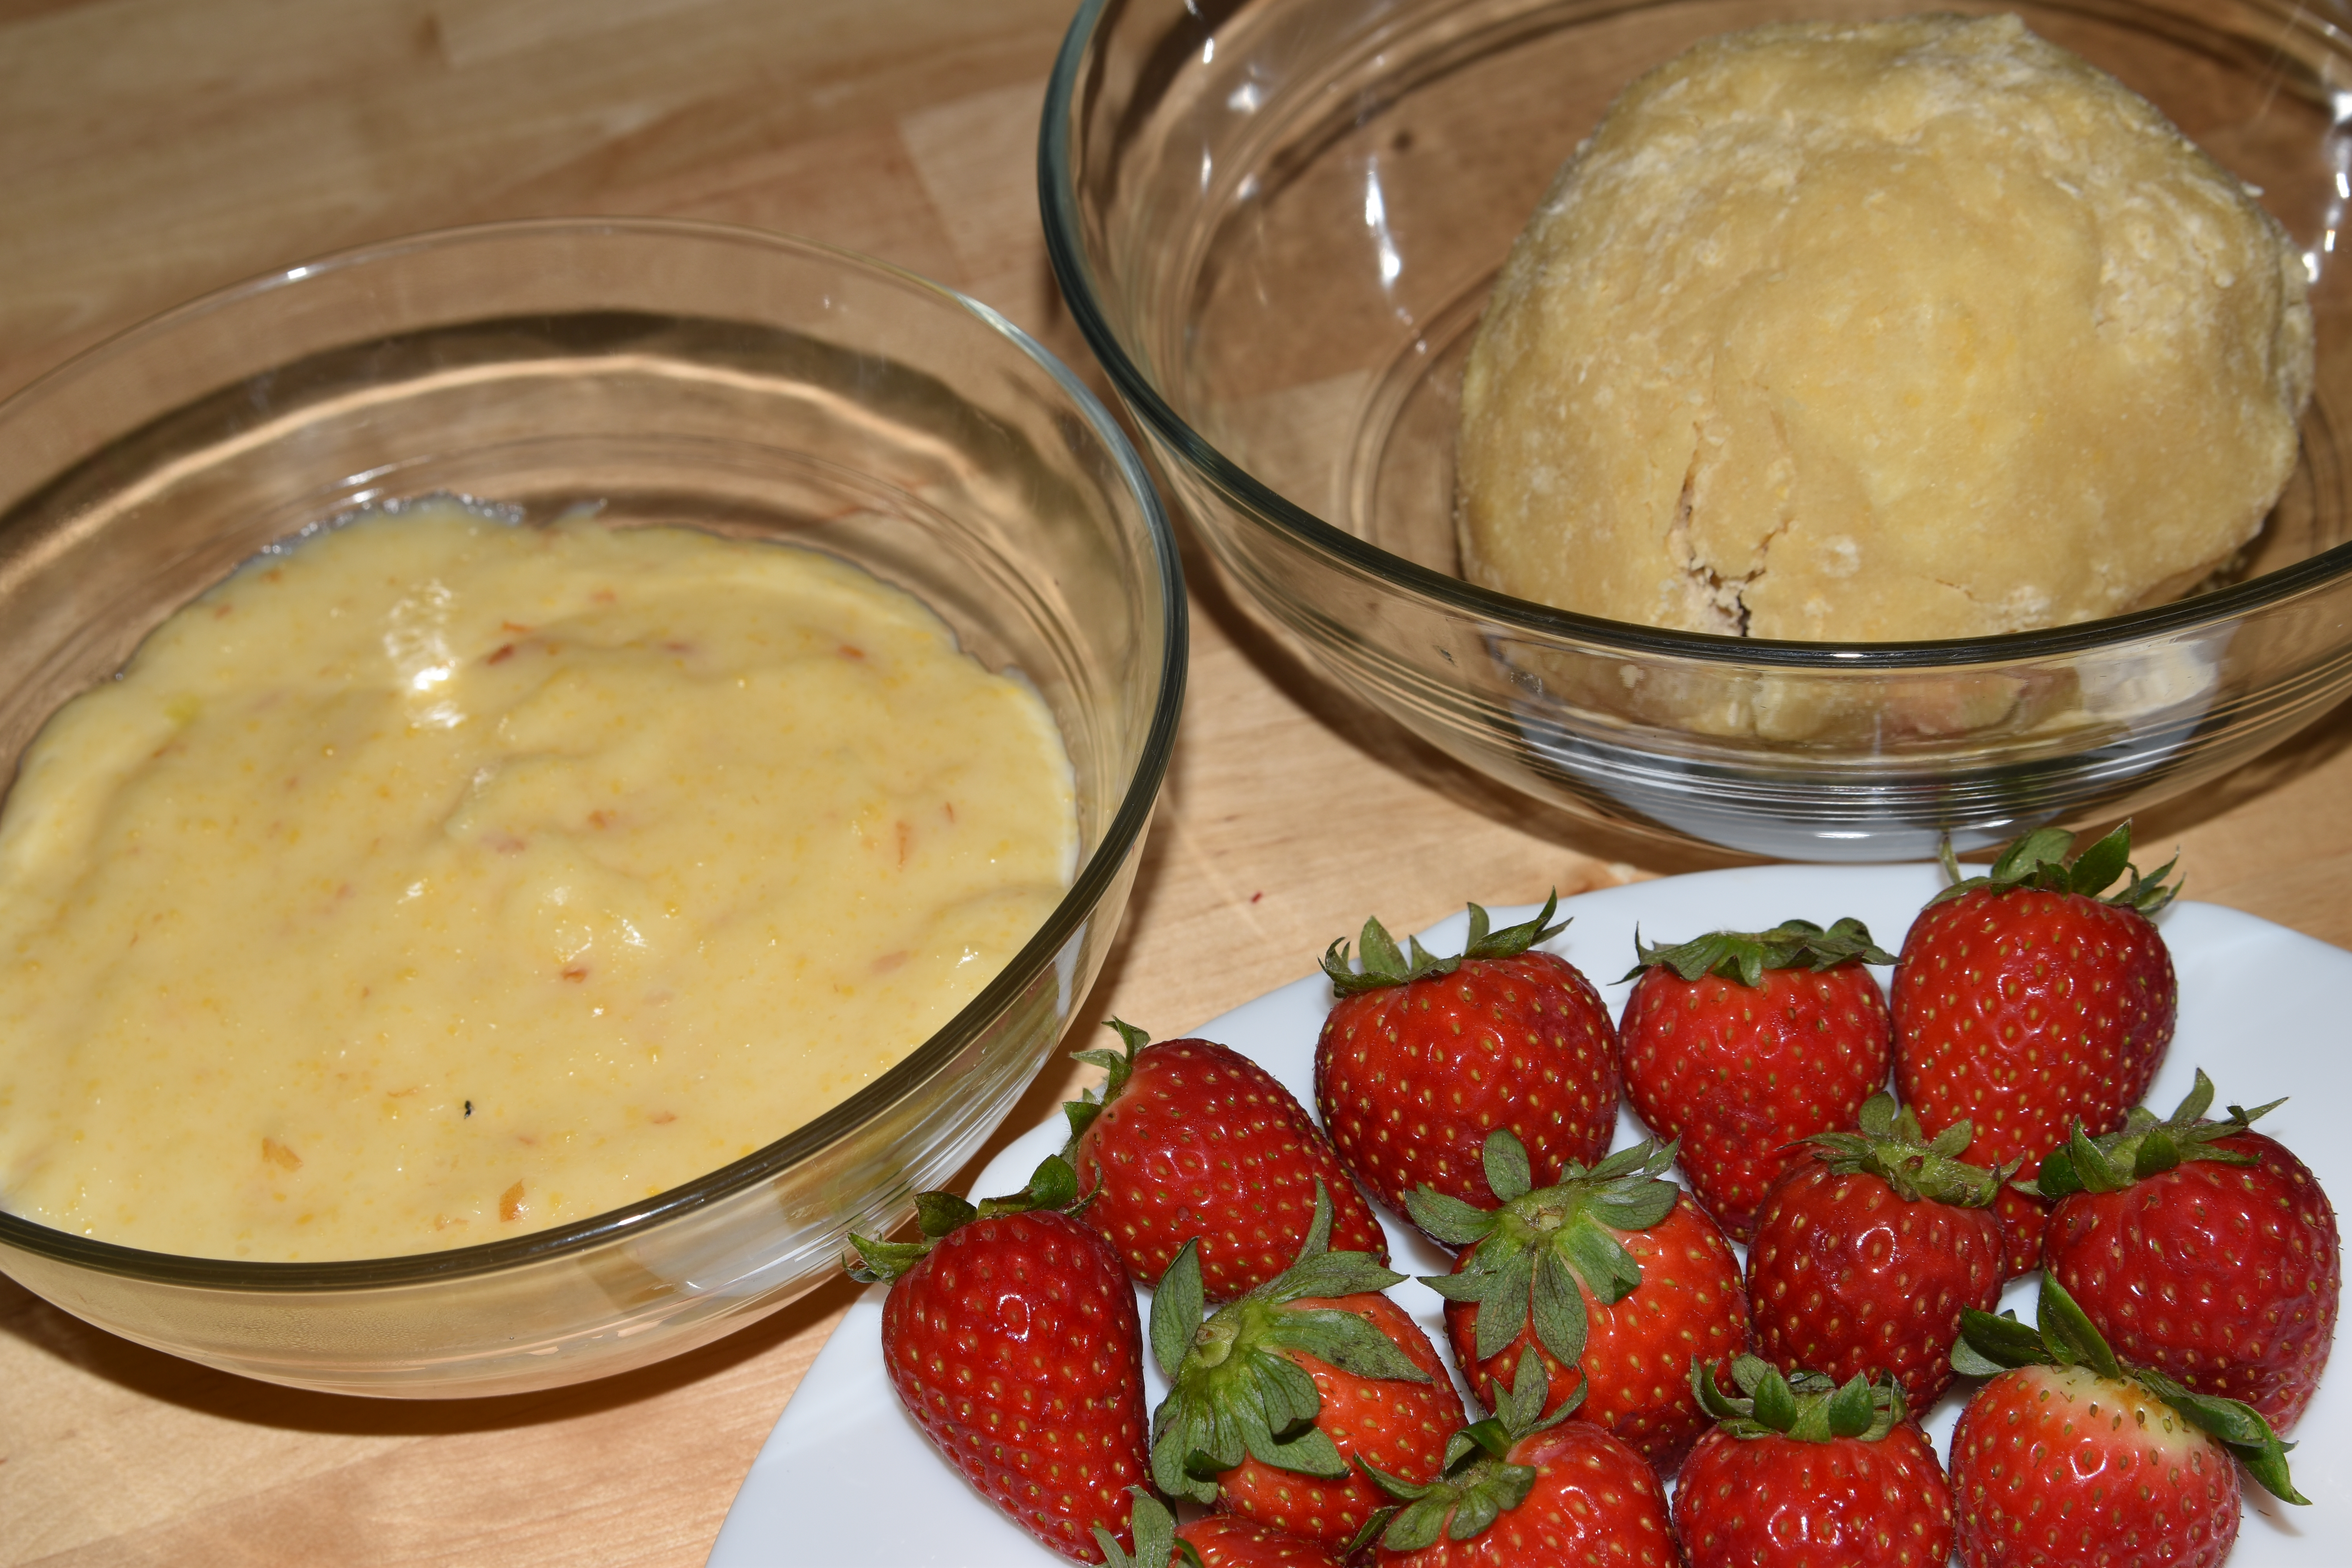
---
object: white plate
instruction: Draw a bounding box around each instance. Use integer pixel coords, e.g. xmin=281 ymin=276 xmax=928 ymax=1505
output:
xmin=711 ymin=864 xmax=2349 ymax=1566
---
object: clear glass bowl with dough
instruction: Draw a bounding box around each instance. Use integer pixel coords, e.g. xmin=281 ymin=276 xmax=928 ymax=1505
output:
xmin=0 ymin=220 xmax=1185 ymax=1396
xmin=1043 ymin=0 xmax=2352 ymax=859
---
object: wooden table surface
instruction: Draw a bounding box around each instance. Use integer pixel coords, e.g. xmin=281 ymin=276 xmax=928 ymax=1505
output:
xmin=4 ymin=2 xmax=2350 ymax=1563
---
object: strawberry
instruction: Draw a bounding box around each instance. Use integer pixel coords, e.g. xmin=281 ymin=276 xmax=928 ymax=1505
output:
xmin=2031 ymin=1070 xmax=2342 ymax=1430
xmin=1619 ymin=916 xmax=1896 ymax=1240
xmin=1676 ymin=1358 xmax=1955 ymax=1568
xmin=1063 ymin=1019 xmax=1388 ymax=1301
xmin=1948 ymin=1274 xmax=2305 ymax=1568
xmin=1176 ymin=1514 xmax=1346 ymax=1567
xmin=1150 ymin=1185 xmax=1464 ymax=1546
xmin=1411 ymin=1133 xmax=1746 ymax=1468
xmin=1097 ymin=1490 xmax=1346 ymax=1567
xmin=1354 ymin=1350 xmax=1680 ymax=1567
xmin=1892 ymin=823 xmax=2179 ymax=1274
xmin=1744 ymin=1091 xmax=2007 ymax=1408
xmin=846 ymin=1157 xmax=1151 ymax=1562
xmin=1316 ymin=895 xmax=1619 ymax=1220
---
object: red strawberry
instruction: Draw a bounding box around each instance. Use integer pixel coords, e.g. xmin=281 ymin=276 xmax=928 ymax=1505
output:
xmin=1178 ymin=1514 xmax=1346 ymax=1567
xmin=2032 ymin=1071 xmax=2341 ymax=1429
xmin=847 ymin=1157 xmax=1150 ymax=1562
xmin=1744 ymin=1092 xmax=2007 ymax=1409
xmin=1065 ymin=1019 xmax=1387 ymax=1300
xmin=1316 ymin=895 xmax=1619 ymax=1220
xmin=1892 ymin=823 xmax=2178 ymax=1274
xmin=1097 ymin=1490 xmax=1345 ymax=1568
xmin=1210 ymin=1291 xmax=1463 ymax=1542
xmin=1357 ymin=1352 xmax=1680 ymax=1567
xmin=1619 ymin=916 xmax=1895 ymax=1240
xmin=1150 ymin=1188 xmax=1464 ymax=1547
xmin=1948 ymin=1274 xmax=2305 ymax=1568
xmin=1675 ymin=1359 xmax=1954 ymax=1568
xmin=1412 ymin=1134 xmax=1746 ymax=1468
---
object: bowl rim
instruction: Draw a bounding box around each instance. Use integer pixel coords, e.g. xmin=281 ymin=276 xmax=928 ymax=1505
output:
xmin=0 ymin=216 xmax=1189 ymax=1291
xmin=1038 ymin=0 xmax=2352 ymax=672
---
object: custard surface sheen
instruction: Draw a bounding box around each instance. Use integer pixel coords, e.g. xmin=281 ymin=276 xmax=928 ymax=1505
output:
xmin=0 ymin=504 xmax=1076 ymax=1260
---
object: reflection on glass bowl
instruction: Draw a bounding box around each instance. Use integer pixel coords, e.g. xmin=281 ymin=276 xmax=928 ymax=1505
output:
xmin=0 ymin=220 xmax=1185 ymax=1396
xmin=1044 ymin=0 xmax=2352 ymax=858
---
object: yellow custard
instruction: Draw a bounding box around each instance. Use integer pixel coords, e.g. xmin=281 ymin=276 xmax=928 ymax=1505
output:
xmin=0 ymin=503 xmax=1077 ymax=1260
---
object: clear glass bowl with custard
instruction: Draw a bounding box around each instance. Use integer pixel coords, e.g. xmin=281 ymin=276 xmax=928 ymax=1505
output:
xmin=1042 ymin=0 xmax=2352 ymax=859
xmin=0 ymin=220 xmax=1185 ymax=1396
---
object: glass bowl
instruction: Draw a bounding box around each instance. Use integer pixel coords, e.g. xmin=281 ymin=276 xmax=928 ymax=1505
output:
xmin=0 ymin=219 xmax=1186 ymax=1396
xmin=1043 ymin=0 xmax=2352 ymax=860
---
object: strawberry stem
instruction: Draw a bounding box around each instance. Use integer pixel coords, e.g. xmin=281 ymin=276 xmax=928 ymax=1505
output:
xmin=1061 ymin=1016 xmax=1152 ymax=1147
xmin=1092 ymin=1489 xmax=1205 ymax=1568
xmin=1619 ymin=916 xmax=1893 ymax=986
xmin=1931 ymin=821 xmax=2180 ymax=914
xmin=843 ymin=1154 xmax=1082 ymax=1284
xmin=1321 ymin=893 xmax=1571 ymax=996
xmin=1351 ymin=1349 xmax=1581 ymax=1555
xmin=1802 ymin=1091 xmax=2009 ymax=1207
xmin=1691 ymin=1357 xmax=1904 ymax=1441
xmin=1410 ymin=1133 xmax=1679 ymax=1371
xmin=1952 ymin=1275 xmax=2307 ymax=1505
xmin=1148 ymin=1182 xmax=1416 ymax=1504
xmin=2024 ymin=1069 xmax=2276 ymax=1197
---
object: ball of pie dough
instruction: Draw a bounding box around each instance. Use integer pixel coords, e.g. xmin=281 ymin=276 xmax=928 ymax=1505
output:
xmin=1457 ymin=13 xmax=2314 ymax=643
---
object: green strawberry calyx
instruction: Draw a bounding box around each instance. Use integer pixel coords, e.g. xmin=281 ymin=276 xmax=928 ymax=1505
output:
xmin=841 ymin=1154 xmax=1082 ymax=1284
xmin=1951 ymin=1274 xmax=2306 ymax=1505
xmin=1803 ymin=1091 xmax=2011 ymax=1208
xmin=1091 ymin=1489 xmax=1204 ymax=1568
xmin=1407 ymin=1132 xmax=1680 ymax=1372
xmin=1060 ymin=1016 xmax=1154 ymax=1149
xmin=1321 ymin=893 xmax=1569 ymax=998
xmin=2023 ymin=1069 xmax=2281 ymax=1198
xmin=1930 ymin=821 xmax=2180 ymax=915
xmin=1347 ymin=1347 xmax=1583 ymax=1555
xmin=1619 ymin=916 xmax=1894 ymax=986
xmin=1149 ymin=1180 xmax=1421 ymax=1503
xmin=1691 ymin=1354 xmax=1906 ymax=1442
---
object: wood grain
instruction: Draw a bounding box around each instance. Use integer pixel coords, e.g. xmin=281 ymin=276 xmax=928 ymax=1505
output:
xmin=2 ymin=2 xmax=2348 ymax=1564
